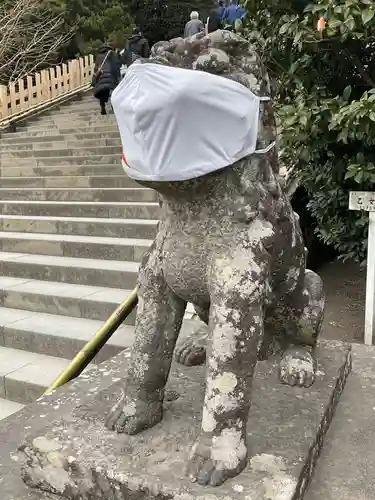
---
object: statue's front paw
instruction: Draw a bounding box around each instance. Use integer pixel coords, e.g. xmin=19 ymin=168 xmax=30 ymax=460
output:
xmin=279 ymin=349 xmax=316 ymax=388
xmin=187 ymin=431 xmax=247 ymax=487
xmin=106 ymin=396 xmax=163 ymax=435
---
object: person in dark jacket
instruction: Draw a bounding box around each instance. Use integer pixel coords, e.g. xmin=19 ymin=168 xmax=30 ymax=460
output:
xmin=206 ymin=0 xmax=225 ymax=34
xmin=123 ymin=27 xmax=150 ymax=67
xmin=92 ymin=45 xmax=121 ymax=115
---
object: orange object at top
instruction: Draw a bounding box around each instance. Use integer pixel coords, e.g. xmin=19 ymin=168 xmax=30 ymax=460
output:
xmin=317 ymin=16 xmax=326 ymax=32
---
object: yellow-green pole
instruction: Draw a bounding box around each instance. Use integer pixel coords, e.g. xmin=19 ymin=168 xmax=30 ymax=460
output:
xmin=44 ymin=288 xmax=138 ymax=395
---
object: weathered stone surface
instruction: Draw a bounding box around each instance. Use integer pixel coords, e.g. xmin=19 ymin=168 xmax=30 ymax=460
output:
xmin=105 ymin=30 xmax=326 ymax=486
xmin=0 ymin=354 xmax=124 ymax=500
xmin=18 ymin=341 xmax=351 ymax=500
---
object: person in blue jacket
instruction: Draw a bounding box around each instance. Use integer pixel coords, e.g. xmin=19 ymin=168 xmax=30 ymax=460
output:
xmin=223 ymin=0 xmax=245 ymax=25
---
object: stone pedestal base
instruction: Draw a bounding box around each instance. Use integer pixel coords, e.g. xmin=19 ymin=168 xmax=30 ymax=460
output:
xmin=19 ymin=341 xmax=351 ymax=500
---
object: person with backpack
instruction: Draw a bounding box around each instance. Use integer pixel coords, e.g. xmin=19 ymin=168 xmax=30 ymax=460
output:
xmin=92 ymin=44 xmax=121 ymax=115
xmin=123 ymin=27 xmax=150 ymax=67
xmin=206 ymin=0 xmax=226 ymax=34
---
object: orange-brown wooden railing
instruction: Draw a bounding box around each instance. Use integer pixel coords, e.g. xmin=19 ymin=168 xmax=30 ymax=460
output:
xmin=0 ymin=55 xmax=95 ymax=123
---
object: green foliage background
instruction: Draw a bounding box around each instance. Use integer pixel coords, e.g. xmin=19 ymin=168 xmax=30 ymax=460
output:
xmin=4 ymin=0 xmax=374 ymax=264
xmin=245 ymin=0 xmax=375 ymax=264
xmin=130 ymin=0 xmax=214 ymax=44
xmin=46 ymin=0 xmax=214 ymax=54
xmin=44 ymin=0 xmax=135 ymax=56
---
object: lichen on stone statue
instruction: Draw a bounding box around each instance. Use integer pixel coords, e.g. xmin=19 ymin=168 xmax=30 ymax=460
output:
xmin=106 ymin=30 xmax=325 ymax=488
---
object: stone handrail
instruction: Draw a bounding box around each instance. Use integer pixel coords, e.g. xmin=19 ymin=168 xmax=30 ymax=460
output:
xmin=0 ymin=54 xmax=95 ymax=124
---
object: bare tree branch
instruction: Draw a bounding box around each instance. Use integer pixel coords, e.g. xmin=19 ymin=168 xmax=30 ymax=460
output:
xmin=0 ymin=0 xmax=75 ymax=83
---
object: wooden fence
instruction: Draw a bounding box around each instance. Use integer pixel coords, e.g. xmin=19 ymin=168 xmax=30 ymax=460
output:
xmin=0 ymin=55 xmax=95 ymax=122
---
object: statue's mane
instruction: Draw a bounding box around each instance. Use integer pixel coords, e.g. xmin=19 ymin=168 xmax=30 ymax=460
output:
xmin=133 ymin=30 xmax=279 ymax=195
xmin=145 ymin=31 xmax=278 ymax=176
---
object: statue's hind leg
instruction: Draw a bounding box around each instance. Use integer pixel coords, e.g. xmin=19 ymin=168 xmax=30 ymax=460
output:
xmin=175 ymin=304 xmax=209 ymax=366
xmin=277 ymin=269 xmax=325 ymax=387
xmin=175 ymin=321 xmax=208 ymax=366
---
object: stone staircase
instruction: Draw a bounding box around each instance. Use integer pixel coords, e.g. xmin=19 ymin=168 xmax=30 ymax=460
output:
xmin=0 ymin=93 xmax=161 ymax=420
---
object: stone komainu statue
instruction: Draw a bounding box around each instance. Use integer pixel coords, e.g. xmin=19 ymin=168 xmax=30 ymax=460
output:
xmin=106 ymin=30 xmax=325 ymax=487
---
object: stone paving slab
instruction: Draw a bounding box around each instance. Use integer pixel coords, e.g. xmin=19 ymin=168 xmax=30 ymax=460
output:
xmin=0 ymin=398 xmax=24 ymax=420
xmin=306 ymin=344 xmax=375 ymax=500
xmin=5 ymin=358 xmax=71 ymax=404
xmin=18 ymin=340 xmax=351 ymax=500
xmin=0 ymin=346 xmax=70 ymax=402
xmin=0 ymin=355 xmax=126 ymax=500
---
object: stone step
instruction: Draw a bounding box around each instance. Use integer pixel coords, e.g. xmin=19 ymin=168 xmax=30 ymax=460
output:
xmin=17 ymin=124 xmax=117 ymax=135
xmin=0 ymin=231 xmax=152 ymax=261
xmin=46 ymin=109 xmax=116 ymax=120
xmin=0 ymin=251 xmax=139 ymax=288
xmin=0 ymin=90 xmax=162 ymax=414
xmin=0 ymin=175 xmax=137 ymax=189
xmin=0 ymin=200 xmax=160 ymax=219
xmin=0 ymin=316 xmax=197 ymax=409
xmin=45 ymin=98 xmax=94 ymax=107
xmin=60 ymin=99 xmax=102 ymax=106
xmin=0 ymin=345 xmax=71 ymax=404
xmin=48 ymin=101 xmax=107 ymax=110
xmin=19 ymin=117 xmax=116 ymax=131
xmin=1 ymin=145 xmax=120 ymax=159
xmin=0 ymin=398 xmax=24 ymax=420
xmin=0 ymin=138 xmax=121 ymax=151
xmin=52 ymin=103 xmax=105 ymax=112
xmin=0 ymin=153 xmax=120 ymax=167
xmin=20 ymin=111 xmax=116 ymax=123
xmin=45 ymin=103 xmax=115 ymax=114
xmin=6 ymin=125 xmax=118 ymax=138
xmin=52 ymin=96 xmax=101 ymax=106
xmin=0 ymin=215 xmax=158 ymax=239
xmin=0 ymin=277 xmax=136 ymax=322
xmin=48 ymin=114 xmax=115 ymax=123
xmin=0 ymin=188 xmax=157 ymax=203
xmin=0 ymin=276 xmax=195 ymax=325
xmin=50 ymin=98 xmax=111 ymax=108
xmin=0 ymin=306 xmax=135 ymax=363
xmin=1 ymin=164 xmax=123 ymax=178
xmin=0 ymin=131 xmax=120 ymax=144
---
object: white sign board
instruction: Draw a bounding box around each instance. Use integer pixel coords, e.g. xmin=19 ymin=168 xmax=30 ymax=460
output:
xmin=349 ymin=191 xmax=375 ymax=212
xmin=349 ymin=191 xmax=375 ymax=345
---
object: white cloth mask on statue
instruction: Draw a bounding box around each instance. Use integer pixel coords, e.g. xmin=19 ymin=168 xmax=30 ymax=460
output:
xmin=111 ymin=62 xmax=275 ymax=182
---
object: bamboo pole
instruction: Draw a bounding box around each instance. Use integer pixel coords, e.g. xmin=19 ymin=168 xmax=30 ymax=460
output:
xmin=44 ymin=288 xmax=138 ymax=394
